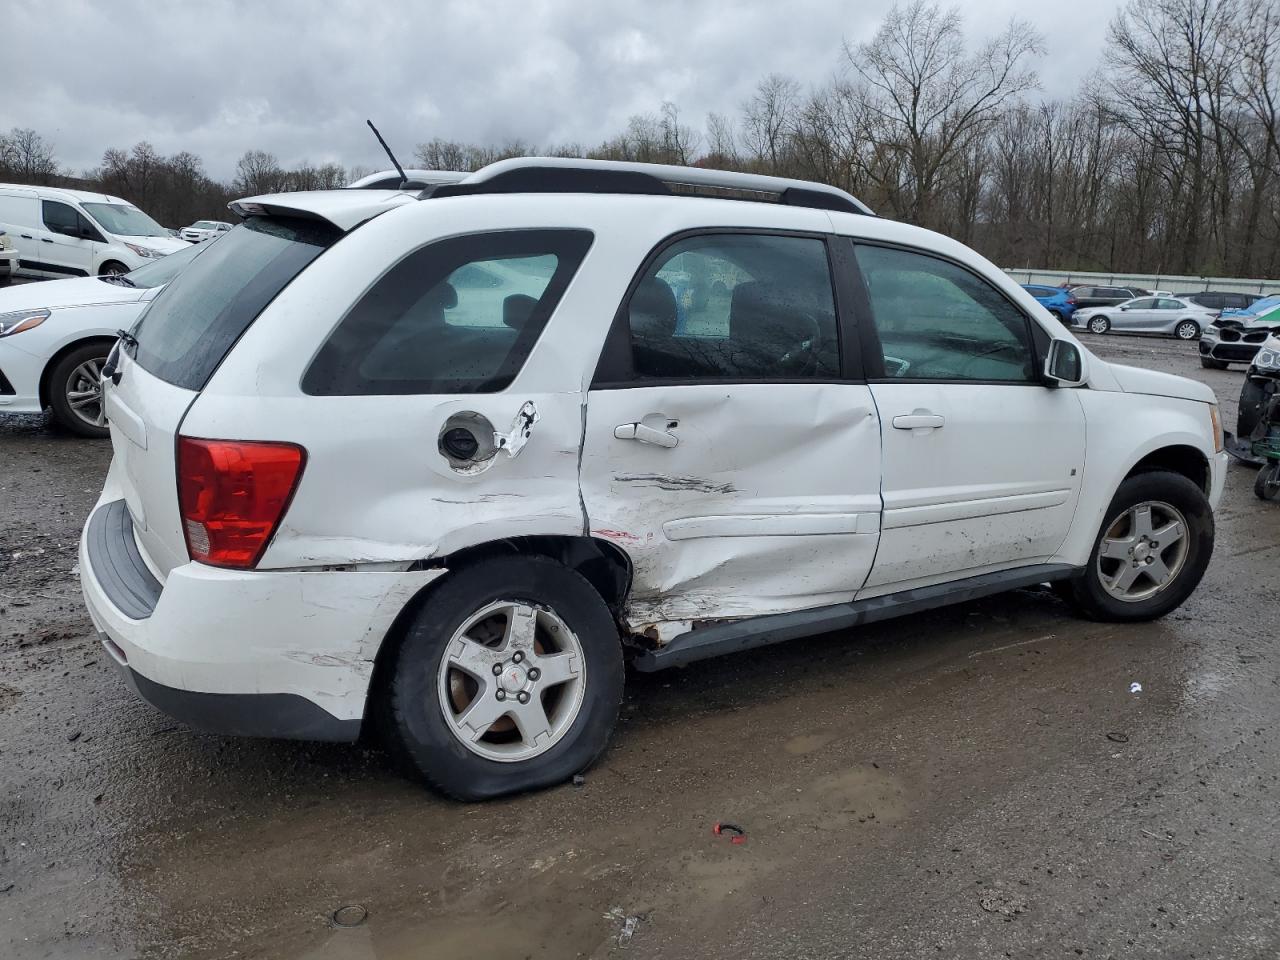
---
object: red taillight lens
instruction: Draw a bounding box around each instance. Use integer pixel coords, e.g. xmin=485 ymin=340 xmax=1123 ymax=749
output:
xmin=1067 ymin=296 xmax=1077 ymax=304
xmin=177 ymin=437 xmax=306 ymax=569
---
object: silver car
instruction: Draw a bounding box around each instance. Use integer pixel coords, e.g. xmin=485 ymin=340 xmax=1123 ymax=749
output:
xmin=1073 ymin=295 xmax=1216 ymax=340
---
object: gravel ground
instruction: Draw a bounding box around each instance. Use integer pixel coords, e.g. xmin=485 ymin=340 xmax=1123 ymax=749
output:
xmin=1 ymin=332 xmax=1277 ymax=960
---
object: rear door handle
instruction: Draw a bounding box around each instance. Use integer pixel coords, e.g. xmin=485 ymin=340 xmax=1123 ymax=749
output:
xmin=615 ymin=421 xmax=679 ymax=448
xmin=892 ymin=412 xmax=945 ymax=431
xmin=20 ymin=234 xmax=32 ymax=239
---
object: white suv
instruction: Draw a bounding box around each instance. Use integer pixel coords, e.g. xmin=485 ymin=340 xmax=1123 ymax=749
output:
xmin=80 ymin=159 xmax=1227 ymax=799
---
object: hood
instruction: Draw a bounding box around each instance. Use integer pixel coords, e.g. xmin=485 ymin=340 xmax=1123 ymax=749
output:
xmin=118 ymin=235 xmax=190 ymax=255
xmin=1107 ymin=363 xmax=1216 ymax=404
xmin=0 ymin=274 xmax=144 ymax=312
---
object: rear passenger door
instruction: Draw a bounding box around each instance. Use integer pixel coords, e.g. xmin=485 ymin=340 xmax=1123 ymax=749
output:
xmin=581 ymin=232 xmax=883 ymax=628
xmin=843 ymin=241 xmax=1086 ymax=592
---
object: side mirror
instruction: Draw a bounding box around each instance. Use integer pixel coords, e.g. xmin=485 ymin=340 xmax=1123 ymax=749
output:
xmin=1045 ymin=340 xmax=1087 ymax=387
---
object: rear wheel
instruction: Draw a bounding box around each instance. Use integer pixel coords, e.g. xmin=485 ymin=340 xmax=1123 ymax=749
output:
xmin=1175 ymin=319 xmax=1201 ymax=340
xmin=1088 ymin=315 xmax=1111 ymax=334
xmin=1255 ymin=462 xmax=1280 ymax=501
xmin=47 ymin=343 xmax=110 ymax=438
xmin=1069 ymin=471 xmax=1213 ymax=622
xmin=1201 ymin=357 xmax=1228 ymax=369
xmin=382 ymin=556 xmax=624 ymax=800
xmin=1048 ymin=309 xmax=1064 ymax=323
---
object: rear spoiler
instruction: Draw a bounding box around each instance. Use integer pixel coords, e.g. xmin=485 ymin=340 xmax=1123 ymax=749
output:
xmin=228 ymin=189 xmax=413 ymax=232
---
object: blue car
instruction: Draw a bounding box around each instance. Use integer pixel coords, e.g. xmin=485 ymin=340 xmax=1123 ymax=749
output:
xmin=1021 ymin=284 xmax=1077 ymax=324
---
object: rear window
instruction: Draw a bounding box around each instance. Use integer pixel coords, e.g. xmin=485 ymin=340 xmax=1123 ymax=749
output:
xmin=303 ymin=229 xmax=592 ymax=395
xmin=132 ymin=216 xmax=338 ymax=390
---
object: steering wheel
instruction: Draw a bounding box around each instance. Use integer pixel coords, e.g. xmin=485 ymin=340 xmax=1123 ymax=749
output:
xmin=777 ymin=312 xmax=823 ymax=377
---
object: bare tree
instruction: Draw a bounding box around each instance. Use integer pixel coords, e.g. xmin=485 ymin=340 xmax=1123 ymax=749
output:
xmin=0 ymin=128 xmax=60 ymax=183
xmin=845 ymin=0 xmax=1043 ymax=227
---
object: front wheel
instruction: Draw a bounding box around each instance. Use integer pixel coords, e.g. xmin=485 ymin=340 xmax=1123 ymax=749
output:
xmin=47 ymin=343 xmax=110 ymax=438
xmin=1175 ymin=319 xmax=1201 ymax=340
xmin=98 ymin=260 xmax=129 ymax=277
xmin=1069 ymin=470 xmax=1214 ymax=622
xmin=1088 ymin=315 xmax=1111 ymax=334
xmin=1255 ymin=462 xmax=1280 ymax=501
xmin=382 ymin=556 xmax=624 ymax=800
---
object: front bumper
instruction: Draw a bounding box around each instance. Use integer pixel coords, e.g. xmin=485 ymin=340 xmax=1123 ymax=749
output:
xmin=1210 ymin=449 xmax=1229 ymax=510
xmin=80 ymin=485 xmax=444 ymax=740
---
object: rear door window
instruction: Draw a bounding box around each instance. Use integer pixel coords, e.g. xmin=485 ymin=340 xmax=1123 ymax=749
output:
xmin=303 ymin=229 xmax=593 ymax=395
xmin=42 ymin=200 xmax=80 ymax=237
xmin=131 ymin=216 xmax=339 ymax=390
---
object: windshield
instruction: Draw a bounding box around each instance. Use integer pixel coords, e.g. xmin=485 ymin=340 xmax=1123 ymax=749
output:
xmin=115 ymin=242 xmax=203 ymax=288
xmin=192 ymin=221 xmax=217 ymax=229
xmin=132 ymin=217 xmax=338 ymax=390
xmin=81 ymin=202 xmax=169 ymax=238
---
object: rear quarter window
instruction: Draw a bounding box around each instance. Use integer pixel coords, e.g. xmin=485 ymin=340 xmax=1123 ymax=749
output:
xmin=131 ymin=216 xmax=339 ymax=390
xmin=302 ymin=229 xmax=593 ymax=395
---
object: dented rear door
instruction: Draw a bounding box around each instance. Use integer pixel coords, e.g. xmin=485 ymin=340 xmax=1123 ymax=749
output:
xmin=580 ymin=231 xmax=882 ymax=629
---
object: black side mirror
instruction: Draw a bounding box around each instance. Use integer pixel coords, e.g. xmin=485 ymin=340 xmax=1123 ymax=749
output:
xmin=1044 ymin=340 xmax=1087 ymax=387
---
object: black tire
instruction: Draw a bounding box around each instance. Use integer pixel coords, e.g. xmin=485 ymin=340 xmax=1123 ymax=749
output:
xmin=1255 ymin=462 xmax=1280 ymax=501
xmin=47 ymin=343 xmax=110 ymax=439
xmin=1049 ymin=309 xmax=1064 ymax=324
xmin=1174 ymin=319 xmax=1201 ymax=340
xmin=382 ymin=556 xmax=624 ymax=800
xmin=1237 ymin=375 xmax=1271 ymax=437
xmin=98 ymin=260 xmax=128 ymax=277
xmin=1069 ymin=470 xmax=1214 ymax=622
xmin=1088 ymin=315 xmax=1111 ymax=334
xmin=1200 ymin=357 xmax=1229 ymax=370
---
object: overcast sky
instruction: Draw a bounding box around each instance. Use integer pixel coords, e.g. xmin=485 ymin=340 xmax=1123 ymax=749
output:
xmin=4 ymin=0 xmax=1117 ymax=182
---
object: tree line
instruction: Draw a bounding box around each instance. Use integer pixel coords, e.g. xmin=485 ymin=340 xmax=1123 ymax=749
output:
xmin=4 ymin=0 xmax=1280 ymax=278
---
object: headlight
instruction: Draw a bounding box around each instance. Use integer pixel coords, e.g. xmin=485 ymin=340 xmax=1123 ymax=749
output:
xmin=123 ymin=242 xmax=164 ymax=259
xmin=0 ymin=308 xmax=50 ymax=338
xmin=1202 ymin=324 xmax=1219 ymax=340
xmin=1255 ymin=347 xmax=1280 ymax=371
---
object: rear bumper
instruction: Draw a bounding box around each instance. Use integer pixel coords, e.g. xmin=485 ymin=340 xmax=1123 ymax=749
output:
xmin=80 ymin=489 xmax=445 ymax=740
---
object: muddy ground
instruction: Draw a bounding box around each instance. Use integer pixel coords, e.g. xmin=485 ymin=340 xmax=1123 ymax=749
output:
xmin=2 ymin=334 xmax=1278 ymax=959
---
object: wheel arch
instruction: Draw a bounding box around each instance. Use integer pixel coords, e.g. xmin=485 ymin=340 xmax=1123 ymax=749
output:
xmin=362 ymin=534 xmax=634 ymax=733
xmin=1124 ymin=443 xmax=1211 ymax=494
xmin=39 ymin=335 xmax=117 ymax=410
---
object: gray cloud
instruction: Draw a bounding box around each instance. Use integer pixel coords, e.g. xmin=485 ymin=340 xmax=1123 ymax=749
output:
xmin=4 ymin=0 xmax=1116 ymax=181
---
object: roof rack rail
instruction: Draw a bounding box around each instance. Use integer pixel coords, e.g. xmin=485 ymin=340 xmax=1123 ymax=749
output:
xmin=423 ymin=157 xmax=874 ymax=216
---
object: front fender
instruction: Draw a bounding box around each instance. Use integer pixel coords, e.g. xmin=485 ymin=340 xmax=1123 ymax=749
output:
xmin=1055 ymin=391 xmax=1217 ymax=567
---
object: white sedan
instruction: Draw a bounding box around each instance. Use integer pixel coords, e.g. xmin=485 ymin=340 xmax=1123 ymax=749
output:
xmin=179 ymin=220 xmax=232 ymax=243
xmin=1073 ymin=295 xmax=1217 ymax=340
xmin=0 ymin=243 xmax=201 ymax=436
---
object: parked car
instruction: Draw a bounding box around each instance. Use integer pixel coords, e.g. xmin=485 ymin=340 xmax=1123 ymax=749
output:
xmin=1073 ymin=295 xmax=1215 ymax=339
xmin=1236 ymin=331 xmax=1280 ymax=436
xmin=1199 ymin=296 xmax=1280 ymax=368
xmin=81 ymin=159 xmax=1226 ymax=800
xmin=0 ymin=230 xmax=16 ymax=283
xmin=1176 ymin=290 xmax=1263 ymax=312
xmin=1069 ymin=284 xmax=1150 ymax=308
xmin=1021 ymin=283 xmax=1077 ymax=323
xmin=347 ymin=168 xmax=466 ymax=191
xmin=0 ymin=243 xmax=201 ymax=436
xmin=179 ymin=220 xmax=233 ymax=243
xmin=0 ymin=184 xmax=188 ymax=279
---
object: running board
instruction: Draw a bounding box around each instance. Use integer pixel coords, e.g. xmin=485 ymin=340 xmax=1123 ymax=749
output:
xmin=630 ymin=564 xmax=1080 ymax=672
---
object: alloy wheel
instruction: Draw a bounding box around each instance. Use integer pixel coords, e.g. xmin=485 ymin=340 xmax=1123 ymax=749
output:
xmin=437 ymin=600 xmax=587 ymax=762
xmin=1176 ymin=320 xmax=1199 ymax=340
xmin=64 ymin=358 xmax=106 ymax=430
xmin=1095 ymin=500 xmax=1190 ymax=602
xmin=1090 ymin=316 xmax=1109 ymax=334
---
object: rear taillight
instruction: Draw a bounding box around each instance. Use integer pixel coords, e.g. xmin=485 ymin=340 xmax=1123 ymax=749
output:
xmin=177 ymin=437 xmax=306 ymax=569
xmin=1067 ymin=296 xmax=1077 ymax=305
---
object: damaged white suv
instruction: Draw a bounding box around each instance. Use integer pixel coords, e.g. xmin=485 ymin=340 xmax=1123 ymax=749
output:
xmin=80 ymin=159 xmax=1227 ymax=799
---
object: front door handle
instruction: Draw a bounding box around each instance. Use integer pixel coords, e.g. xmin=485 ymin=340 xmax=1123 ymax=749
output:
xmin=40 ymin=237 xmax=53 ymax=243
xmin=615 ymin=421 xmax=678 ymax=448
xmin=892 ymin=412 xmax=945 ymax=431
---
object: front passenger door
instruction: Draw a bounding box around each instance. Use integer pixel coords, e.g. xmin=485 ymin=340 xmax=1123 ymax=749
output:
xmin=39 ymin=200 xmax=97 ymax=277
xmin=846 ymin=241 xmax=1086 ymax=592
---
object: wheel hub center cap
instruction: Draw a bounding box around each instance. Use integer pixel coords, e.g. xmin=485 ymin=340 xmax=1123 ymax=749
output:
xmin=499 ymin=666 xmax=525 ymax=695
xmin=1133 ymin=540 xmax=1151 ymax=562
